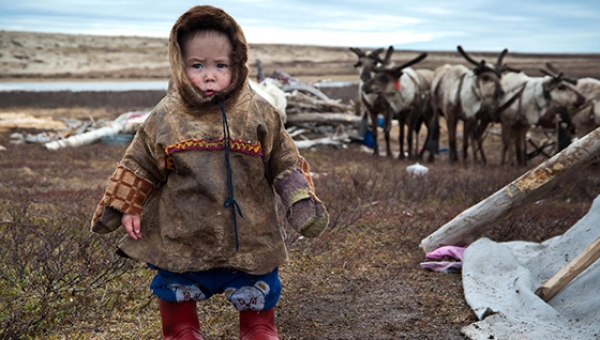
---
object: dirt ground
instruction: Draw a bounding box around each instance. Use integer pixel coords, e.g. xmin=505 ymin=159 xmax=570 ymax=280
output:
xmin=1 ymin=31 xmax=600 ymax=339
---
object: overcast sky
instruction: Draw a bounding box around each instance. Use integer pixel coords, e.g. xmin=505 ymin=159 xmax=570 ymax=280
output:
xmin=1 ymin=0 xmax=600 ymax=53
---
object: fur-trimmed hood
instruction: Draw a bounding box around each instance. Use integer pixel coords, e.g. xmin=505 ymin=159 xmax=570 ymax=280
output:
xmin=168 ymin=5 xmax=249 ymax=108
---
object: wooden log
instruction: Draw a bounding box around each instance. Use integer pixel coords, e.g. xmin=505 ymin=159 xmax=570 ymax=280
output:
xmin=294 ymin=136 xmax=347 ymax=149
xmin=44 ymin=111 xmax=148 ymax=150
xmin=535 ymin=236 xmax=600 ymax=301
xmin=420 ymin=126 xmax=600 ymax=254
xmin=283 ymin=83 xmax=331 ymax=101
xmin=286 ymin=112 xmax=362 ymax=126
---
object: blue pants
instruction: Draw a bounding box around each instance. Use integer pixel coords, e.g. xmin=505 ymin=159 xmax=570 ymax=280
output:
xmin=149 ymin=265 xmax=281 ymax=311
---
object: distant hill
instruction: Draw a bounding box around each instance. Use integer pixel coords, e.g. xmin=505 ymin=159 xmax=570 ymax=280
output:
xmin=1 ymin=30 xmax=599 ymax=80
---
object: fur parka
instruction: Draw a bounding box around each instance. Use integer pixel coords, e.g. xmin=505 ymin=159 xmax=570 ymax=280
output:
xmin=90 ymin=5 xmax=317 ymax=275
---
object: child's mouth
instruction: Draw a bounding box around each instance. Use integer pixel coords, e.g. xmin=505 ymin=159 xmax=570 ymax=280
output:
xmin=205 ymin=90 xmax=215 ymax=96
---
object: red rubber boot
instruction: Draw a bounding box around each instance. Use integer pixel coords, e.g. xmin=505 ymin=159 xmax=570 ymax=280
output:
xmin=159 ymin=299 xmax=205 ymax=340
xmin=239 ymin=308 xmax=280 ymax=340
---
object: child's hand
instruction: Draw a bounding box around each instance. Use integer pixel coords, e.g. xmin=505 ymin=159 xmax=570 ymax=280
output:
xmin=122 ymin=214 xmax=142 ymax=240
xmin=288 ymin=198 xmax=329 ymax=238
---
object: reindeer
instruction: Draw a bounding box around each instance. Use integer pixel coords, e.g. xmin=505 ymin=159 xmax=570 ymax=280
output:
xmin=413 ymin=68 xmax=440 ymax=162
xmin=350 ymin=46 xmax=393 ymax=156
xmin=431 ymin=46 xmax=508 ymax=164
xmin=570 ymin=76 xmax=600 ymax=138
xmin=361 ymin=52 xmax=432 ymax=161
xmin=498 ymin=64 xmax=586 ymax=166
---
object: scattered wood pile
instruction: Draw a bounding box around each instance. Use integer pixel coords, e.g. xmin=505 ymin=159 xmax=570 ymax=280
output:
xmin=2 ymin=74 xmax=365 ymax=150
xmin=283 ymin=82 xmax=362 ymax=148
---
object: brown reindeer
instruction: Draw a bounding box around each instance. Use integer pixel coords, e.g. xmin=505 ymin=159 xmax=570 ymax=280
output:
xmin=350 ymin=46 xmax=394 ymax=156
xmin=361 ymin=52 xmax=432 ymax=161
xmin=472 ymin=50 xmax=522 ymax=164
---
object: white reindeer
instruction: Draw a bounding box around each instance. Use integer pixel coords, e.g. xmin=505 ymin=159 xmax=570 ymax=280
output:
xmin=570 ymin=77 xmax=600 ymax=138
xmin=431 ymin=46 xmax=508 ymax=164
xmin=361 ymin=52 xmax=431 ymax=161
xmin=498 ymin=65 xmax=585 ymax=166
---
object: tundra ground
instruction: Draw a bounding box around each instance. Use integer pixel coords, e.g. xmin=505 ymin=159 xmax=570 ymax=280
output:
xmin=1 ymin=31 xmax=600 ymax=339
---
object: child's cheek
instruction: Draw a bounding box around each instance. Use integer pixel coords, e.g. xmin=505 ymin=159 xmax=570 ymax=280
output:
xmin=187 ymin=73 xmax=202 ymax=89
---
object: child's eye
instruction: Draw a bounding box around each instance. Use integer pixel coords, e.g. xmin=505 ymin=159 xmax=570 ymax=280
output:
xmin=217 ymin=63 xmax=228 ymax=69
xmin=192 ymin=64 xmax=203 ymax=69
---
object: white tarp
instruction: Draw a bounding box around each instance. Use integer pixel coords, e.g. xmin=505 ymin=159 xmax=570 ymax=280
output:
xmin=461 ymin=194 xmax=600 ymax=340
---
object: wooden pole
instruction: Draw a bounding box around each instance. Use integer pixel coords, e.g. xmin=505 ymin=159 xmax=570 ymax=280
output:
xmin=535 ymin=236 xmax=600 ymax=301
xmin=420 ymin=126 xmax=600 ymax=254
xmin=286 ymin=112 xmax=362 ymax=126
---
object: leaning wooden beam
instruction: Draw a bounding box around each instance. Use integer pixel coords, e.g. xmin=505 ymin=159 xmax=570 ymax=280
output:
xmin=535 ymin=236 xmax=600 ymax=302
xmin=286 ymin=113 xmax=362 ymax=126
xmin=420 ymin=126 xmax=600 ymax=254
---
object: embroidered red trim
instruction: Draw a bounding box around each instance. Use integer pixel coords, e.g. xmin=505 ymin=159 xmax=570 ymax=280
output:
xmin=163 ymin=138 xmax=263 ymax=170
xmin=165 ymin=138 xmax=262 ymax=156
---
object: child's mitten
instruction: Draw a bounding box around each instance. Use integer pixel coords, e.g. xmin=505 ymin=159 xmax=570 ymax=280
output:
xmin=274 ymin=168 xmax=329 ymax=237
xmin=92 ymin=206 xmax=123 ymax=234
xmin=287 ymin=196 xmax=329 ymax=237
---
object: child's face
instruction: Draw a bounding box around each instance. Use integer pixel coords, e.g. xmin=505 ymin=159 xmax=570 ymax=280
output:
xmin=182 ymin=30 xmax=233 ymax=97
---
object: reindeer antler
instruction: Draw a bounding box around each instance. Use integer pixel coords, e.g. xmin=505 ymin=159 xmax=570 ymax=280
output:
xmin=366 ymin=47 xmax=385 ymax=62
xmin=381 ymin=46 xmax=394 ymax=66
xmin=457 ymin=45 xmax=482 ymax=67
xmin=373 ymin=52 xmax=427 ymax=74
xmin=494 ymin=48 xmax=521 ymax=75
xmin=397 ymin=52 xmax=428 ymax=70
xmin=458 ymin=45 xmax=500 ymax=76
xmin=349 ymin=47 xmax=366 ymax=58
xmin=546 ymin=62 xmax=561 ymax=75
xmin=540 ymin=63 xmax=578 ymax=85
xmin=546 ymin=63 xmax=578 ymax=84
xmin=496 ymin=48 xmax=508 ymax=66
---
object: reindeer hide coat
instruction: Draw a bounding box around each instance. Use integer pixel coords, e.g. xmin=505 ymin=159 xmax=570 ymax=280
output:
xmin=90 ymin=5 xmax=312 ymax=275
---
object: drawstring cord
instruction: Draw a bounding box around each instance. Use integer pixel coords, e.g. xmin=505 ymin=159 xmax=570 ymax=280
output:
xmin=218 ymin=99 xmax=243 ymax=250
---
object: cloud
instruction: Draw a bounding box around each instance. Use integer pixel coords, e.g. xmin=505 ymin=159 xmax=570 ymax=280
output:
xmin=1 ymin=0 xmax=600 ymax=52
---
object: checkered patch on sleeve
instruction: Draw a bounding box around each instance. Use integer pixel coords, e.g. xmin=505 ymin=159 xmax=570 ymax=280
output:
xmin=103 ymin=165 xmax=155 ymax=216
xmin=102 ymin=164 xmax=156 ymax=216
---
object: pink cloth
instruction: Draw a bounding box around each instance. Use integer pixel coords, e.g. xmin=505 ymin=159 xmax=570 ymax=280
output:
xmin=425 ymin=246 xmax=465 ymax=261
xmin=420 ymin=246 xmax=466 ymax=273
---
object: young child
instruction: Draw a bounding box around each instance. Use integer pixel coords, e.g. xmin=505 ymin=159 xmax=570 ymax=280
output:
xmin=90 ymin=5 xmax=329 ymax=340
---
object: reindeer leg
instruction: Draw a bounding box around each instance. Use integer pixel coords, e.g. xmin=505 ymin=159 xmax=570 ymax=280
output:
xmin=500 ymin=120 xmax=511 ymax=166
xmin=476 ymin=118 xmax=488 ymax=165
xmin=369 ymin=111 xmax=379 ymax=156
xmin=420 ymin=124 xmax=435 ymax=163
xmin=414 ymin=114 xmax=422 ymax=160
xmin=425 ymin=110 xmax=440 ymax=163
xmin=407 ymin=113 xmax=416 ymax=160
xmin=518 ymin=125 xmax=528 ymax=166
xmin=384 ymin=112 xmax=393 ymax=158
xmin=398 ymin=114 xmax=406 ymax=160
xmin=447 ymin=110 xmax=458 ymax=163
xmin=515 ymin=127 xmax=526 ymax=167
xmin=463 ymin=119 xmax=473 ymax=162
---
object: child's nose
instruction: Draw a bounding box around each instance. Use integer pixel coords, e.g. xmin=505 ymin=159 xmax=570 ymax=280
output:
xmin=205 ymin=73 xmax=215 ymax=82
